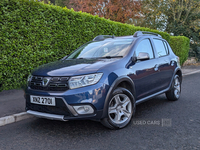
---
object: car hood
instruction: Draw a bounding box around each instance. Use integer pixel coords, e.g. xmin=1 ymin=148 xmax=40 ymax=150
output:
xmin=32 ymin=58 xmax=120 ymax=76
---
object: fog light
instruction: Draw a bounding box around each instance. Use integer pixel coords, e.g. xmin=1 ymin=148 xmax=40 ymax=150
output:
xmin=73 ymin=105 xmax=94 ymax=115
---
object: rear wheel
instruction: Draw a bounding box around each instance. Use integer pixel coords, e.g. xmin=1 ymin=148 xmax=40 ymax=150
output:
xmin=166 ymin=75 xmax=181 ymax=101
xmin=101 ymin=87 xmax=135 ymax=129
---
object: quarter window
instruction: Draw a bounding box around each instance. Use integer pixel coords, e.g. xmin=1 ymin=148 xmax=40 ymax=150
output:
xmin=163 ymin=41 xmax=169 ymax=54
xmin=135 ymin=39 xmax=154 ymax=59
xmin=153 ymin=39 xmax=168 ymax=57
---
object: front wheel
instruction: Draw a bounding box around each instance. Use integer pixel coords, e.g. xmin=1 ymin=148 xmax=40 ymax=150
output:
xmin=101 ymin=87 xmax=135 ymax=129
xmin=166 ymin=74 xmax=181 ymax=101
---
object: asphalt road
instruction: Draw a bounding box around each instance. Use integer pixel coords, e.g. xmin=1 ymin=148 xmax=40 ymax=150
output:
xmin=0 ymin=73 xmax=200 ymax=150
xmin=0 ymin=90 xmax=25 ymax=118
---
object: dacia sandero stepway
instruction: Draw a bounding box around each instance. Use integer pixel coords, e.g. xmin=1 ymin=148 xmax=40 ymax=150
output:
xmin=25 ymin=31 xmax=182 ymax=129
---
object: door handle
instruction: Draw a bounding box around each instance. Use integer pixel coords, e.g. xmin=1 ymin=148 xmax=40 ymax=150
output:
xmin=170 ymin=61 xmax=175 ymax=66
xmin=154 ymin=64 xmax=159 ymax=71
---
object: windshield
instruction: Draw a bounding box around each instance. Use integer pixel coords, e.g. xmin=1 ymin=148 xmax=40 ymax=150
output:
xmin=67 ymin=39 xmax=133 ymax=59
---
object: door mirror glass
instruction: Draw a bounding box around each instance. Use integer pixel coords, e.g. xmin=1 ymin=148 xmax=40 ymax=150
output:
xmin=137 ymin=52 xmax=150 ymax=61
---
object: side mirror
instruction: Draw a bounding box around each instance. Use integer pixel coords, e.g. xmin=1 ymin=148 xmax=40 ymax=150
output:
xmin=137 ymin=52 xmax=150 ymax=61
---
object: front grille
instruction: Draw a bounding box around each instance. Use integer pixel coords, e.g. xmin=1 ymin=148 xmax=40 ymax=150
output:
xmin=29 ymin=76 xmax=69 ymax=91
xmin=26 ymin=98 xmax=71 ymax=116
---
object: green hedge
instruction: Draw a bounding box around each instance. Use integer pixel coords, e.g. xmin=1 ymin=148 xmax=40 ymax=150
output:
xmin=169 ymin=36 xmax=190 ymax=65
xmin=0 ymin=0 xmax=185 ymax=91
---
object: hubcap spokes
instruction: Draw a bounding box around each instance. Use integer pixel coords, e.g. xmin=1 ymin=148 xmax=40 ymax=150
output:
xmin=174 ymin=78 xmax=181 ymax=98
xmin=108 ymin=94 xmax=132 ymax=124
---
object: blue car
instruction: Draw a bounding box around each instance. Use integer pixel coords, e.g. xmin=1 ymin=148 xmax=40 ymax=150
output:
xmin=25 ymin=31 xmax=182 ymax=129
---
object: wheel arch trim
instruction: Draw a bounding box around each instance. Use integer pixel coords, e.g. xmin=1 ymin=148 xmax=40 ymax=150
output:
xmin=101 ymin=76 xmax=135 ymax=118
xmin=170 ymin=67 xmax=182 ymax=87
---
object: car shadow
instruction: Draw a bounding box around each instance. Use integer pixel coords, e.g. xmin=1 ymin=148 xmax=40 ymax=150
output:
xmin=135 ymin=94 xmax=169 ymax=117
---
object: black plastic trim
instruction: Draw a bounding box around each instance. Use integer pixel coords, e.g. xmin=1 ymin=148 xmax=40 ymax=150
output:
xmin=101 ymin=76 xmax=135 ymax=118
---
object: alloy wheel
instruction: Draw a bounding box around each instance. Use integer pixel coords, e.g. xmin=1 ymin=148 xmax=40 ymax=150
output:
xmin=174 ymin=77 xmax=181 ymax=98
xmin=108 ymin=94 xmax=132 ymax=125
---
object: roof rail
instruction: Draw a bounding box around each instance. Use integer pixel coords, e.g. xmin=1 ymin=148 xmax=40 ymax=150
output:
xmin=133 ymin=31 xmax=162 ymax=38
xmin=93 ymin=35 xmax=115 ymax=41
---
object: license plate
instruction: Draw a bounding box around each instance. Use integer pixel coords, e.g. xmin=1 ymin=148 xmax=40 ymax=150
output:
xmin=30 ymin=95 xmax=56 ymax=106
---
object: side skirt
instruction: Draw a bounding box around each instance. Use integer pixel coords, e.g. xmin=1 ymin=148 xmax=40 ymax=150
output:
xmin=136 ymin=88 xmax=169 ymax=105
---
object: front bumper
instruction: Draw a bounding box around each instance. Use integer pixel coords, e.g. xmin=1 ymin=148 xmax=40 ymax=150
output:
xmin=25 ymin=82 xmax=109 ymax=121
xmin=27 ymin=110 xmax=66 ymax=121
xmin=27 ymin=110 xmax=102 ymax=121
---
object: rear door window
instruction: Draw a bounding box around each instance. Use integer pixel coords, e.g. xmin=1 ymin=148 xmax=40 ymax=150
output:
xmin=153 ymin=39 xmax=168 ymax=57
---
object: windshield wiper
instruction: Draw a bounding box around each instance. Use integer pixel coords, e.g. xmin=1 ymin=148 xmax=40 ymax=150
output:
xmin=75 ymin=56 xmax=123 ymax=59
xmin=98 ymin=56 xmax=123 ymax=59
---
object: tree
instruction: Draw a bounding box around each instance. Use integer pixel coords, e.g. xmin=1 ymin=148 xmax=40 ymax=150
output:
xmin=55 ymin=0 xmax=68 ymax=7
xmin=138 ymin=0 xmax=200 ymax=37
xmin=39 ymin=0 xmax=56 ymax=4
xmin=66 ymin=0 xmax=142 ymax=23
xmin=137 ymin=0 xmax=200 ymax=58
xmin=39 ymin=0 xmax=68 ymax=7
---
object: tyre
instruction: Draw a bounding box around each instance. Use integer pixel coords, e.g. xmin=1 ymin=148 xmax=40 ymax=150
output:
xmin=166 ymin=74 xmax=181 ymax=101
xmin=101 ymin=87 xmax=135 ymax=129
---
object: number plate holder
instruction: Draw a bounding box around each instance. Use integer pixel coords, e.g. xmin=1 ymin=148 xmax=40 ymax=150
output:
xmin=30 ymin=95 xmax=56 ymax=106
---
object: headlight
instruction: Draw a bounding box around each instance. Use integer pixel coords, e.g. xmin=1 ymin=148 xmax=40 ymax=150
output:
xmin=27 ymin=74 xmax=32 ymax=85
xmin=68 ymin=73 xmax=103 ymax=89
